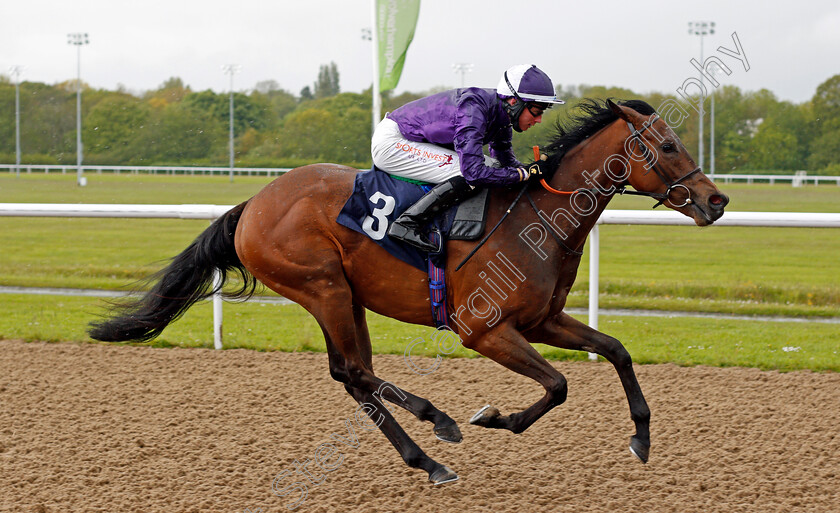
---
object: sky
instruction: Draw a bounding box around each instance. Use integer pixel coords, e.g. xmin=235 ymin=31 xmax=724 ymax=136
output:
xmin=3 ymin=0 xmax=839 ymax=104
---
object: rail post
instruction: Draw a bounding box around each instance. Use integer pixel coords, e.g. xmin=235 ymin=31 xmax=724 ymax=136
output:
xmin=212 ymin=269 xmax=223 ymax=350
xmin=588 ymin=223 xmax=600 ymax=361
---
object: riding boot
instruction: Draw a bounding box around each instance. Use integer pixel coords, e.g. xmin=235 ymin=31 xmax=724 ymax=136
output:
xmin=388 ymin=175 xmax=475 ymax=252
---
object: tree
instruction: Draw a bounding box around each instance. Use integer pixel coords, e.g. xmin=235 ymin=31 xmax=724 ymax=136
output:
xmin=807 ymin=126 xmax=840 ymax=171
xmin=807 ymin=74 xmax=840 ymax=171
xmin=254 ymin=79 xmax=281 ymax=95
xmin=0 ymin=80 xmax=16 ymax=154
xmin=183 ymin=89 xmax=270 ymax=134
xmin=144 ymin=77 xmax=191 ymax=109
xmin=249 ymin=85 xmax=297 ymax=129
xmin=84 ymin=93 xmax=150 ymax=161
xmin=314 ymin=62 xmax=340 ymax=99
xmin=129 ymin=102 xmax=224 ymax=163
xmin=254 ymin=92 xmax=372 ymax=165
xmin=748 ymin=122 xmax=799 ymax=170
xmin=299 ymin=86 xmax=314 ymax=102
xmin=812 ymin=74 xmax=840 ymax=121
xmin=18 ymin=81 xmax=77 ymax=159
xmin=747 ymin=101 xmax=815 ymax=171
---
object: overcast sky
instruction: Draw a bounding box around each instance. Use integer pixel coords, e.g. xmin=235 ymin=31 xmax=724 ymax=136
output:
xmin=3 ymin=0 xmax=839 ymax=103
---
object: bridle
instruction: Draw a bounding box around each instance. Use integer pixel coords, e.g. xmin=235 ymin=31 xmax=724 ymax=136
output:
xmin=616 ymin=114 xmax=702 ymax=209
xmin=539 ymin=113 xmax=702 ymax=209
xmin=457 ymin=112 xmax=705 ymax=270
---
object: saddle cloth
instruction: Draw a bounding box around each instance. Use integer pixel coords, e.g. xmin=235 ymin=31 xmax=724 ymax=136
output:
xmin=336 ymin=168 xmax=488 ymax=271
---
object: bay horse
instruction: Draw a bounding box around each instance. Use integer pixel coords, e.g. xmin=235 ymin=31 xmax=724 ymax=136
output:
xmin=90 ymin=99 xmax=729 ymax=485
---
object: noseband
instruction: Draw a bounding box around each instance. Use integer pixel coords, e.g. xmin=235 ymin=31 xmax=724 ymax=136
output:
xmin=618 ymin=114 xmax=702 ymax=209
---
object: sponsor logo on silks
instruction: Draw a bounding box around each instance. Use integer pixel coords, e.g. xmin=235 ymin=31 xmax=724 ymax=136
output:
xmin=394 ymin=142 xmax=451 ymax=164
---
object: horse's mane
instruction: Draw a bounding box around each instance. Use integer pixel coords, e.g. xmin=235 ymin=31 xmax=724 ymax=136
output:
xmin=543 ymin=99 xmax=656 ymax=174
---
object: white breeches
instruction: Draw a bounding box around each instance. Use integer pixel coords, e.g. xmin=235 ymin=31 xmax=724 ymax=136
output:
xmin=371 ymin=118 xmax=462 ymax=184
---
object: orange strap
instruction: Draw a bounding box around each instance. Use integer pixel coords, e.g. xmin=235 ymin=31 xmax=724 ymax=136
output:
xmin=539 ymin=178 xmax=576 ymax=196
xmin=532 ymin=146 xmax=576 ymax=196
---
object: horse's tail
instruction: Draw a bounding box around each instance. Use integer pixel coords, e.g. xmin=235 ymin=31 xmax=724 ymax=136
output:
xmin=88 ymin=201 xmax=256 ymax=342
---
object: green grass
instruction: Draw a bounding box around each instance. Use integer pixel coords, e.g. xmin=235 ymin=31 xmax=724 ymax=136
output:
xmin=1 ymin=294 xmax=836 ymax=372
xmin=0 ymin=173 xmax=269 ymax=289
xmin=0 ymin=171 xmax=270 ymax=204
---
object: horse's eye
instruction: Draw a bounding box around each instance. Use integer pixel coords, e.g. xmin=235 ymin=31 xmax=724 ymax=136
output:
xmin=662 ymin=142 xmax=676 ymax=153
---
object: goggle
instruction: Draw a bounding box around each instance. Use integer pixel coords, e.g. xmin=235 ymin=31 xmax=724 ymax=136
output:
xmin=526 ymin=103 xmax=548 ymax=118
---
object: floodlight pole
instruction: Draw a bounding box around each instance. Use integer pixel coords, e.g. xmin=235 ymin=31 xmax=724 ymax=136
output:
xmin=9 ymin=66 xmax=23 ymax=178
xmin=710 ymin=66 xmax=718 ymax=176
xmin=451 ymin=63 xmax=474 ymax=88
xmin=688 ymin=21 xmax=714 ymax=171
xmin=222 ymin=64 xmax=240 ymax=183
xmin=68 ymin=33 xmax=89 ymax=186
xmin=366 ymin=1 xmax=382 ymax=132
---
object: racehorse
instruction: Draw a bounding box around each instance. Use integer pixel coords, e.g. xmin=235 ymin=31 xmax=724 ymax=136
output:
xmin=90 ymin=99 xmax=729 ymax=485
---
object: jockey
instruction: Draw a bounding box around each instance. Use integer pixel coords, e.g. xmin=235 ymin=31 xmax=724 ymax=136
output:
xmin=371 ymin=64 xmax=564 ymax=252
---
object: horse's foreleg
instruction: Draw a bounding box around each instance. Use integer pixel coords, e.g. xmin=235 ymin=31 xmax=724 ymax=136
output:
xmin=463 ymin=323 xmax=568 ymax=434
xmin=525 ymin=312 xmax=651 ymax=463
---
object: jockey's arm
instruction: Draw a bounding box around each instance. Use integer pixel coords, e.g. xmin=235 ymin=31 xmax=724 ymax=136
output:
xmin=453 ymin=96 xmax=526 ymax=187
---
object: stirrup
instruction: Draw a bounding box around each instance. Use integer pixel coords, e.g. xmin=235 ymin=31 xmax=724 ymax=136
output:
xmin=389 ymin=222 xmax=440 ymax=253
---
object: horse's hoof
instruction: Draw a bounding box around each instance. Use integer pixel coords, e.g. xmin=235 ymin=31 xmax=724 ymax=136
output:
xmin=469 ymin=405 xmax=500 ymax=426
xmin=629 ymin=436 xmax=650 ymax=464
xmin=434 ymin=422 xmax=463 ymax=443
xmin=429 ymin=465 xmax=459 ymax=486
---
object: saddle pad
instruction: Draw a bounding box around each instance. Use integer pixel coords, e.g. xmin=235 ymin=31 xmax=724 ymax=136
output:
xmin=336 ymin=168 xmax=489 ymax=271
xmin=337 ymin=168 xmax=446 ymax=271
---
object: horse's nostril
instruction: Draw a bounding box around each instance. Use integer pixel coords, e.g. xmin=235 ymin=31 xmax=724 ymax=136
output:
xmin=709 ymin=194 xmax=728 ymax=209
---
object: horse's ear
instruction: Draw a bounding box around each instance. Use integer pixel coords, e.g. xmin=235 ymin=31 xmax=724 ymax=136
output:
xmin=607 ymin=99 xmax=631 ymax=121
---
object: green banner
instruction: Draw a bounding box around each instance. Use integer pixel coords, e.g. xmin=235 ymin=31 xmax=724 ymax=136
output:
xmin=377 ymin=0 xmax=420 ymax=92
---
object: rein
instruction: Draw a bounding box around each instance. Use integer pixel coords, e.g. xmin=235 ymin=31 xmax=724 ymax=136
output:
xmin=524 ymin=191 xmax=584 ymax=256
xmin=454 ymin=180 xmax=584 ymax=272
xmin=454 ymin=182 xmax=530 ymax=271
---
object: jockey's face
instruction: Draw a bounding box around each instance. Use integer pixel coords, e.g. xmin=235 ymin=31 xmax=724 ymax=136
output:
xmin=507 ymin=98 xmax=544 ymax=132
xmin=518 ymin=105 xmax=543 ymax=131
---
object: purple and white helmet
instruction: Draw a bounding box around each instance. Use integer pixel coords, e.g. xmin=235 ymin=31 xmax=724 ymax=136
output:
xmin=497 ymin=64 xmax=565 ymax=105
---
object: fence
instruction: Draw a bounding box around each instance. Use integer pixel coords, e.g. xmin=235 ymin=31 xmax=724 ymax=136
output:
xmin=0 ymin=164 xmax=291 ymax=177
xmin=2 ymin=203 xmax=840 ymax=351
xmin=3 ymin=165 xmax=840 ymax=185
xmin=707 ymin=172 xmax=840 ymax=186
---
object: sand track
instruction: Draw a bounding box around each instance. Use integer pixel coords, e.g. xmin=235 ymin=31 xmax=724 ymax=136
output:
xmin=1 ymin=340 xmax=838 ymax=513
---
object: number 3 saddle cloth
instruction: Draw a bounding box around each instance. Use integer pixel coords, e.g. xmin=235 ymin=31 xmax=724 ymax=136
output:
xmin=336 ymin=166 xmax=488 ymax=271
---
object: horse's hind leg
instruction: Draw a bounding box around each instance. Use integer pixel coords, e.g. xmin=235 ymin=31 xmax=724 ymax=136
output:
xmin=343 ymin=383 xmax=458 ymax=485
xmin=349 ymin=302 xmax=462 ymax=443
xmin=241 ymin=221 xmax=459 ymax=477
xmin=525 ymin=312 xmax=651 ymax=463
xmin=314 ymin=294 xmax=458 ymax=483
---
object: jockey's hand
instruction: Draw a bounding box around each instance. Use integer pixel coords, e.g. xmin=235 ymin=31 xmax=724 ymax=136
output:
xmin=525 ymin=159 xmax=549 ymax=179
xmin=516 ymin=160 xmax=549 ymax=182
